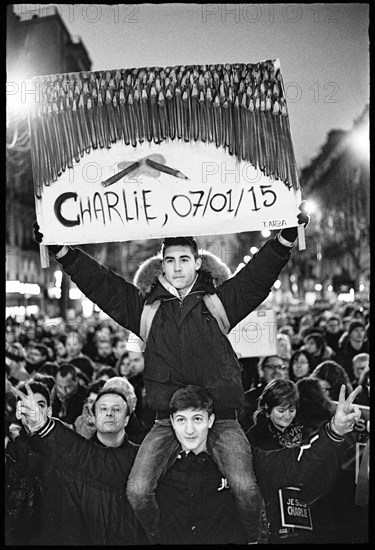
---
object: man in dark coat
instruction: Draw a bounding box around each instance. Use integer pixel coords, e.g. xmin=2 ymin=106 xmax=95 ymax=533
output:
xmin=5 ymin=410 xmax=41 ymax=545
xmin=12 ymin=383 xmax=144 ymax=545
xmin=51 ymin=362 xmax=88 ymax=425
xmin=33 ymin=210 xmax=308 ymax=543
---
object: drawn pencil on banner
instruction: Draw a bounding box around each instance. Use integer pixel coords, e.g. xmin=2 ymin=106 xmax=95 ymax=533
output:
xmin=102 ymin=161 xmax=140 ymax=187
xmin=145 ymin=158 xmax=189 ymax=180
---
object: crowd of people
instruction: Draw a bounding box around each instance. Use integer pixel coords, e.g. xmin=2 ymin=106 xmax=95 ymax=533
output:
xmin=5 ymin=217 xmax=370 ymax=545
xmin=5 ymin=292 xmax=370 ymax=545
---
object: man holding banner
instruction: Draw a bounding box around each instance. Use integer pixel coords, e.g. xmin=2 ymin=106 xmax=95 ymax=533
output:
xmin=34 ymin=209 xmax=308 ymax=543
xmin=29 ymin=59 xmax=314 ymax=542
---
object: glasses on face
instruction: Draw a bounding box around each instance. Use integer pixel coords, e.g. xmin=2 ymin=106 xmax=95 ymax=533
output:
xmin=264 ymin=363 xmax=287 ymax=371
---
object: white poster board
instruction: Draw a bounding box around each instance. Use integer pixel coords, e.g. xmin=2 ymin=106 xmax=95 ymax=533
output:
xmin=36 ymin=141 xmax=301 ymax=244
xmin=228 ymin=308 xmax=277 ymax=357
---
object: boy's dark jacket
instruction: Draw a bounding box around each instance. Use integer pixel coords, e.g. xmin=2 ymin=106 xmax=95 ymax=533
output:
xmin=156 ymin=450 xmax=248 ymax=545
xmin=58 ymin=237 xmax=291 ymax=411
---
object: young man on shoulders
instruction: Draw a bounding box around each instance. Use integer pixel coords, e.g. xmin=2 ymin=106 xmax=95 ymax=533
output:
xmin=156 ymin=385 xmax=250 ymax=545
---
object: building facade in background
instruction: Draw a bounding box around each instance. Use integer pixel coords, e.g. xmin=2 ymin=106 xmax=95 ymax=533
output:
xmin=6 ymin=5 xmax=92 ymax=320
xmin=298 ymin=104 xmax=370 ymax=305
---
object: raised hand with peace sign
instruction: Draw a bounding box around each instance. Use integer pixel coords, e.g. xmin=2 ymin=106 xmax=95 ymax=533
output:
xmin=11 ymin=382 xmax=52 ymax=433
xmin=330 ymin=384 xmax=362 ymax=437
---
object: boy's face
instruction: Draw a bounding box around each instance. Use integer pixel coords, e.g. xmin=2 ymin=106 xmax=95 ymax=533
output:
xmin=170 ymin=407 xmax=214 ymax=454
xmin=349 ymin=327 xmax=365 ymax=345
xmin=17 ymin=392 xmax=52 ymax=426
xmin=162 ymin=246 xmax=202 ymax=292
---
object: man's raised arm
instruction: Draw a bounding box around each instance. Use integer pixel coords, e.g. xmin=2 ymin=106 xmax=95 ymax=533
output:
xmin=12 ymin=383 xmax=137 ymax=487
xmin=33 ymin=221 xmax=144 ymax=333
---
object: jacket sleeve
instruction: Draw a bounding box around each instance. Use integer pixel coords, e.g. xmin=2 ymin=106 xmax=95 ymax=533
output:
xmin=218 ymin=236 xmax=291 ymax=329
xmin=252 ymin=422 xmax=350 ymax=505
xmin=27 ymin=418 xmax=137 ymax=488
xmin=58 ymin=247 xmax=144 ymax=335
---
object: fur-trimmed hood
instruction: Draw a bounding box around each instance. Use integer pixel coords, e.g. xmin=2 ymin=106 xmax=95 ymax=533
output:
xmin=133 ymin=250 xmax=232 ymax=297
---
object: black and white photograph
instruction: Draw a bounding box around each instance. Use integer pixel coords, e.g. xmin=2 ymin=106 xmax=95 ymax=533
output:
xmin=6 ymin=3 xmax=369 ymax=545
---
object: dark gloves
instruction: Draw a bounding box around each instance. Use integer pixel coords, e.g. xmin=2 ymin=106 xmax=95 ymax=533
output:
xmin=33 ymin=221 xmax=64 ymax=255
xmin=280 ymin=201 xmax=310 ymax=243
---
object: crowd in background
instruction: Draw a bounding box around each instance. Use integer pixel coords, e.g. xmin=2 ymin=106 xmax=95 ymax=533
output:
xmin=5 ymin=298 xmax=370 ymax=544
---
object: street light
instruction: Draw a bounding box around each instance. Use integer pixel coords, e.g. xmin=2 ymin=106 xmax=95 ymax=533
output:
xmin=6 ymin=68 xmax=34 ymax=120
xmin=304 ymin=200 xmax=318 ymax=215
xmin=348 ymin=121 xmax=369 ymax=162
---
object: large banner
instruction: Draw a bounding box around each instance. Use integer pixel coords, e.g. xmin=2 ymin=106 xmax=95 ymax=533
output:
xmin=27 ymin=60 xmax=302 ymax=245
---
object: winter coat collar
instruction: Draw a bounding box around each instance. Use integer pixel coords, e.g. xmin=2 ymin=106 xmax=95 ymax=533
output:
xmin=133 ymin=250 xmax=232 ymax=299
xmin=157 ymin=273 xmax=198 ymax=299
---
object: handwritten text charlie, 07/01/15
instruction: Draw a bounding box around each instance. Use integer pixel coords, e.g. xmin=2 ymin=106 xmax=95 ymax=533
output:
xmin=53 ymin=184 xmax=284 ymax=228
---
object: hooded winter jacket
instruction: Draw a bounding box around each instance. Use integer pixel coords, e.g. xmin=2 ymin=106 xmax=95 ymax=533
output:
xmin=58 ymin=236 xmax=291 ymax=412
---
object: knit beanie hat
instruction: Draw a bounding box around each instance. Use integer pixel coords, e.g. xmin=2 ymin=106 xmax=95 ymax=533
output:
xmin=92 ymin=388 xmax=129 ymax=416
xmin=347 ymin=320 xmax=365 ymax=336
xmin=102 ymin=376 xmax=137 ymax=414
